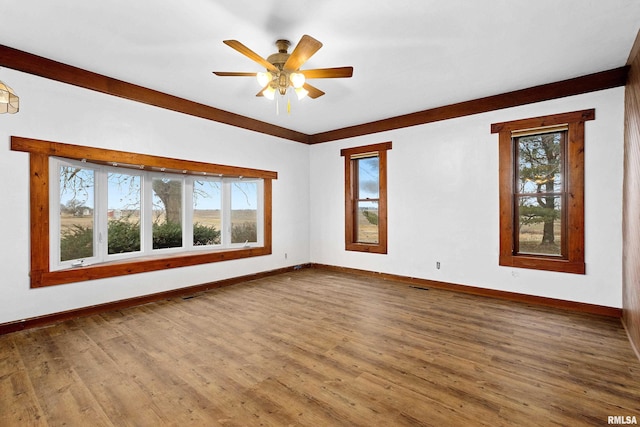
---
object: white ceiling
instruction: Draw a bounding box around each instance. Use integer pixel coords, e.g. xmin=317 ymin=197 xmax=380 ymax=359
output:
xmin=1 ymin=0 xmax=639 ymax=135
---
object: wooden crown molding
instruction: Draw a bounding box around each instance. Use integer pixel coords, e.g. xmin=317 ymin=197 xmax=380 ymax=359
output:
xmin=0 ymin=44 xmax=309 ymax=144
xmin=0 ymin=44 xmax=629 ymax=144
xmin=310 ymin=67 xmax=628 ymax=143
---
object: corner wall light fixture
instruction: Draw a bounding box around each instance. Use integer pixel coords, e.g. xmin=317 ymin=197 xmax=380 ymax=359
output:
xmin=0 ymin=80 xmax=19 ymax=114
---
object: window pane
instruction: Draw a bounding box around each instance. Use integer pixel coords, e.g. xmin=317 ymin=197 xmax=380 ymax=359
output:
xmin=231 ymin=181 xmax=257 ymax=244
xmin=59 ymin=165 xmax=95 ymax=262
xmin=357 ymin=200 xmax=379 ymax=244
xmin=357 ymin=156 xmax=379 ymax=199
xmin=152 ymin=177 xmax=183 ymax=249
xmin=516 ymin=132 xmax=563 ymax=194
xmin=107 ymin=172 xmax=141 ymax=254
xmin=193 ymin=179 xmax=222 ymax=246
xmin=517 ymin=195 xmax=562 ymax=256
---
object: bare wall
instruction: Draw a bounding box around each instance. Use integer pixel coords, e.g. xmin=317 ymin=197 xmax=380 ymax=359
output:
xmin=0 ymin=68 xmax=311 ymax=324
xmin=0 ymin=66 xmax=628 ymax=324
xmin=310 ymin=88 xmax=625 ymax=308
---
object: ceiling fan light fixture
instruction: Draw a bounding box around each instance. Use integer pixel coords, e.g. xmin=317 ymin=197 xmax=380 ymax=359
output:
xmin=262 ymin=84 xmax=276 ymax=100
xmin=295 ymin=87 xmax=309 ymax=100
xmin=215 ymin=35 xmax=353 ymax=108
xmin=256 ymin=71 xmax=272 ymax=87
xmin=290 ymin=72 xmax=305 ymax=89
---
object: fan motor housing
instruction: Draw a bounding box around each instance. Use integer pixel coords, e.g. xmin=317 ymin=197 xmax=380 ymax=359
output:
xmin=267 ymin=39 xmax=292 ymax=69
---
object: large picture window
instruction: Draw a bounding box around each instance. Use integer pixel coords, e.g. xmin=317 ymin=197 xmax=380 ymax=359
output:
xmin=11 ymin=137 xmax=275 ymax=288
xmin=341 ymin=142 xmax=392 ymax=254
xmin=491 ymin=109 xmax=594 ymax=274
xmin=50 ymin=157 xmax=264 ymax=271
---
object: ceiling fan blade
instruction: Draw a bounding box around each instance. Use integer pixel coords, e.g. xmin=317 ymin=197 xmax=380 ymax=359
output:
xmin=255 ymin=84 xmax=269 ymax=97
xmin=213 ymin=71 xmax=258 ymax=77
xmin=223 ymin=40 xmax=278 ymax=73
xmin=301 ymin=67 xmax=353 ymax=79
xmin=284 ymin=35 xmax=323 ymax=72
xmin=303 ymin=83 xmax=325 ymax=99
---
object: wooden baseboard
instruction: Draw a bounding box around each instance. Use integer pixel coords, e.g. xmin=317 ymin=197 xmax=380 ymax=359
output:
xmin=311 ymin=263 xmax=623 ymax=318
xmin=1 ymin=262 xmax=622 ymax=336
xmin=0 ymin=264 xmax=311 ymax=336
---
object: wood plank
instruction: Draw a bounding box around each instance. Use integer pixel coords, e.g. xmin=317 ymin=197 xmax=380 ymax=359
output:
xmin=0 ymin=338 xmax=46 ymax=426
xmin=9 ymin=327 xmax=116 ymax=426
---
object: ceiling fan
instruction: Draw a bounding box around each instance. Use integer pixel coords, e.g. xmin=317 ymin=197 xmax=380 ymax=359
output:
xmin=213 ymin=34 xmax=353 ymax=101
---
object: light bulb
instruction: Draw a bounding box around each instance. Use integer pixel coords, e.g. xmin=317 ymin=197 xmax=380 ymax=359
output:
xmin=295 ymin=87 xmax=309 ymax=100
xmin=262 ymin=85 xmax=276 ymax=100
xmin=290 ymin=72 xmax=305 ymax=89
xmin=256 ymin=72 xmax=272 ymax=87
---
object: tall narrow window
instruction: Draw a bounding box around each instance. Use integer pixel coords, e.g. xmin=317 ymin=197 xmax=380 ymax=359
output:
xmin=514 ymin=129 xmax=565 ymax=257
xmin=107 ymin=171 xmax=141 ymax=255
xmin=341 ymin=142 xmax=392 ymax=254
xmin=492 ymin=109 xmax=594 ymax=274
xmin=57 ymin=163 xmax=96 ymax=265
xmin=151 ymin=176 xmax=183 ymax=250
xmin=355 ymin=156 xmax=380 ymax=244
xmin=192 ymin=178 xmax=222 ymax=247
xmin=231 ymin=180 xmax=259 ymax=244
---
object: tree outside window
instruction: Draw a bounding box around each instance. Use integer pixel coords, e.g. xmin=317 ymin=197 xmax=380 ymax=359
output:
xmin=12 ymin=137 xmax=276 ymax=288
xmin=515 ymin=131 xmax=565 ymax=256
xmin=492 ymin=109 xmax=593 ymax=274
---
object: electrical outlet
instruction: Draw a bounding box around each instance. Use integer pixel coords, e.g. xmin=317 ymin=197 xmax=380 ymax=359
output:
xmin=436 ymin=261 xmax=441 ymax=269
xmin=285 ymin=253 xmax=288 ymax=259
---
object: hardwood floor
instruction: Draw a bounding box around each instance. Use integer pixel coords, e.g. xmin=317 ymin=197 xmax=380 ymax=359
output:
xmin=1 ymin=268 xmax=639 ymax=426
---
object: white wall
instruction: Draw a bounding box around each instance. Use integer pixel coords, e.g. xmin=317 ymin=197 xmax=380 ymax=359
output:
xmin=0 ymin=67 xmax=625 ymax=325
xmin=310 ymin=87 xmax=625 ymax=308
xmin=0 ymin=68 xmax=310 ymax=323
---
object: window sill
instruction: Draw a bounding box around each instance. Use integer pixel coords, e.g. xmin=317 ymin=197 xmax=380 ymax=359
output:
xmin=500 ymin=254 xmax=585 ymax=274
xmin=346 ymin=242 xmax=387 ymax=254
xmin=32 ymin=246 xmax=272 ymax=288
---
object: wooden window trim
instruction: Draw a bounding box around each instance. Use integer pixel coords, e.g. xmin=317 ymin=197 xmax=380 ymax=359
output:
xmin=11 ymin=136 xmax=276 ymax=288
xmin=491 ymin=109 xmax=594 ymax=274
xmin=341 ymin=142 xmax=392 ymax=254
